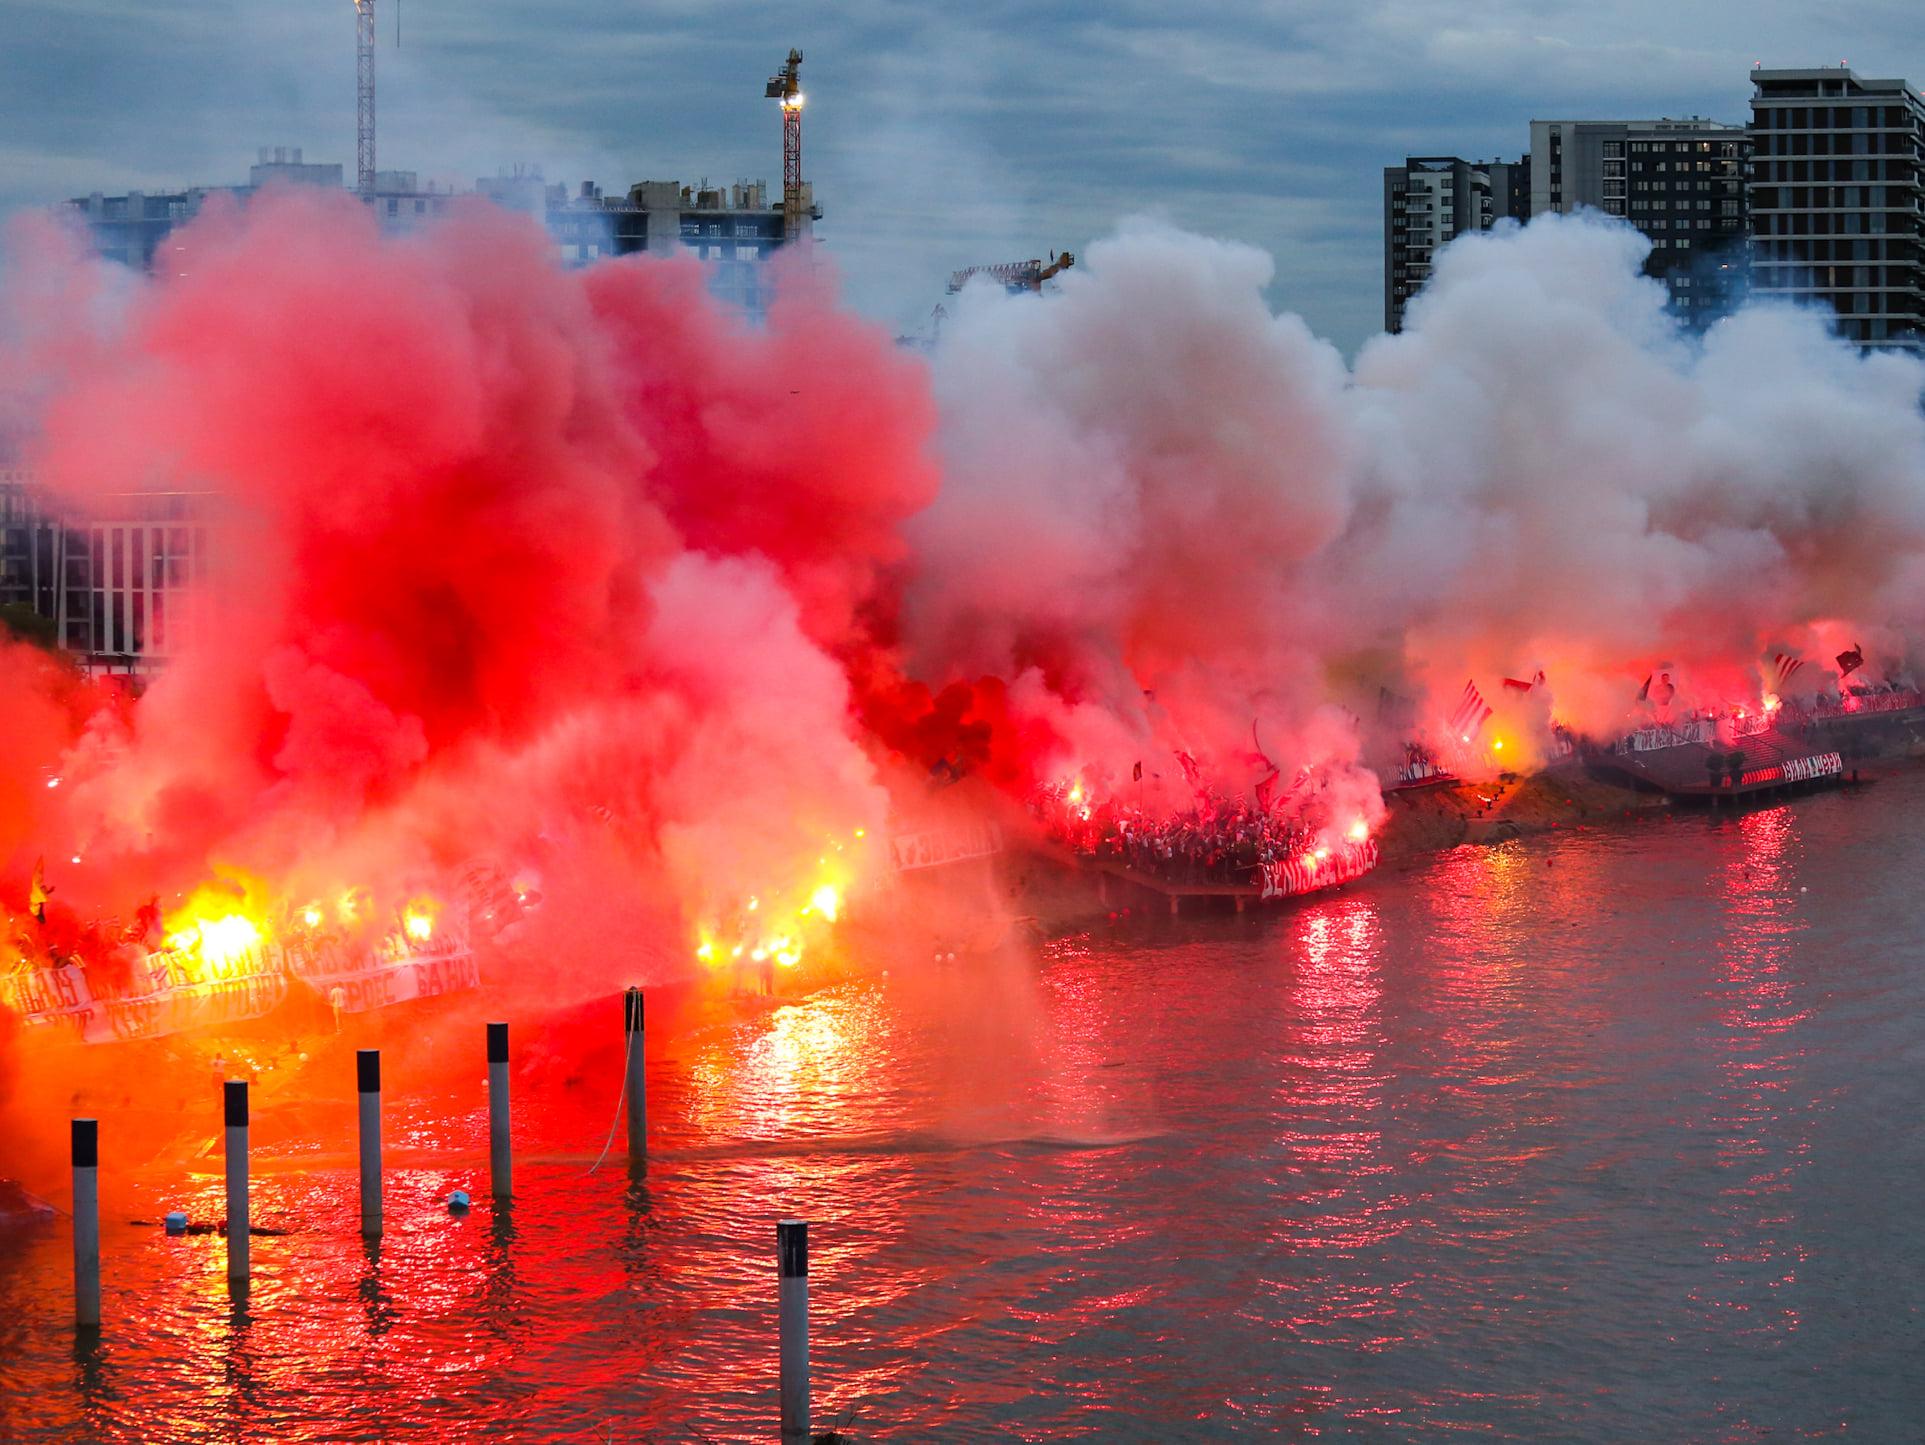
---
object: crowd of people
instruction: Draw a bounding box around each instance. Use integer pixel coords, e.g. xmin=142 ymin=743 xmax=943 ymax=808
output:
xmin=1035 ymin=784 xmax=1330 ymax=888
xmin=1612 ymin=684 xmax=1925 ymax=753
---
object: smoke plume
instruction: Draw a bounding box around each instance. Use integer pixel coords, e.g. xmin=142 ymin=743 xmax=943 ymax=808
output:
xmin=1 ymin=191 xmax=1924 ymax=1033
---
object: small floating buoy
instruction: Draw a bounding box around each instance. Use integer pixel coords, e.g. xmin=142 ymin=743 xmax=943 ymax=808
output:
xmin=164 ymin=1211 xmax=188 ymax=1235
xmin=447 ymin=1190 xmax=471 ymax=1212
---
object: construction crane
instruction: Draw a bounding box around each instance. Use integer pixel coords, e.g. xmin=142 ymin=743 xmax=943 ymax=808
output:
xmin=946 ymin=251 xmax=1075 ymax=295
xmin=354 ymin=0 xmax=377 ymax=195
xmin=765 ymin=48 xmax=805 ymax=242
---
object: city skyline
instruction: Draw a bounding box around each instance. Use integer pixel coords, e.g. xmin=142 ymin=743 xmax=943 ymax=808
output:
xmin=4 ymin=1 xmax=1924 ymax=353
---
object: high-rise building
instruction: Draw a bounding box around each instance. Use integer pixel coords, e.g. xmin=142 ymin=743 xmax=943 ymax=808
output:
xmin=1746 ymin=66 xmax=1925 ymax=350
xmin=1531 ymin=118 xmax=1751 ymax=328
xmin=1383 ymin=156 xmax=1528 ymax=333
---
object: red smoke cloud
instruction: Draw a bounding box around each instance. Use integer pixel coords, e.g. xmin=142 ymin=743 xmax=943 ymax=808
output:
xmin=5 ymin=190 xmax=1925 ymax=1018
xmin=1 ymin=188 xmax=929 ymax=979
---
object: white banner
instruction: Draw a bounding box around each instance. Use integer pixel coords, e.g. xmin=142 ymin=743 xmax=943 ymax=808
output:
xmin=306 ymin=951 xmax=480 ymax=1014
xmin=1782 ymin=751 xmax=1843 ymax=783
xmin=1260 ymin=840 xmax=1379 ymax=901
xmin=889 ymin=820 xmax=1005 ymax=872
xmin=3 ymin=934 xmax=480 ymax=1043
xmin=1 ymin=965 xmax=290 ymax=1044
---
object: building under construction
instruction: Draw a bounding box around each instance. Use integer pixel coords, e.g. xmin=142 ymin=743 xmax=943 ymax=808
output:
xmin=523 ymin=177 xmax=816 ymax=319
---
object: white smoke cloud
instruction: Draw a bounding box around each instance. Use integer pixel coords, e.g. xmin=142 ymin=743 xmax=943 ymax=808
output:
xmin=913 ymin=210 xmax=1925 ymax=782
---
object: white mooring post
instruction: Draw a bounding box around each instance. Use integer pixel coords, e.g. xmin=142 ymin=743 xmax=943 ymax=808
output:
xmin=224 ymin=1080 xmax=249 ymax=1281
xmin=487 ymin=1022 xmax=512 ymax=1200
xmin=624 ymin=987 xmax=646 ymax=1174
xmin=357 ymin=1049 xmax=382 ymax=1237
xmin=72 ymin=1119 xmax=100 ymax=1329
xmin=779 ymin=1218 xmax=810 ymax=1442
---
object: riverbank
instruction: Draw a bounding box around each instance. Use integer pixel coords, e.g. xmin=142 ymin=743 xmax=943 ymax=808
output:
xmin=1015 ymin=764 xmax=1676 ymax=930
xmin=1377 ymin=764 xmax=1670 ymax=860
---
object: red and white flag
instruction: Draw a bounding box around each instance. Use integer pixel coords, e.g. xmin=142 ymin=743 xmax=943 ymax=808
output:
xmin=1445 ymin=680 xmax=1493 ymax=743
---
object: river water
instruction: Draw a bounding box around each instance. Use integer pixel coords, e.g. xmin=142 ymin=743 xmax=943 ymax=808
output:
xmin=2 ymin=772 xmax=1923 ymax=1441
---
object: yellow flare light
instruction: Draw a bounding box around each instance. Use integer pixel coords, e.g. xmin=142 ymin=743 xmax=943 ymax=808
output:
xmin=810 ymin=883 xmax=840 ymax=922
xmin=302 ymin=906 xmax=323 ymax=928
xmin=404 ymin=910 xmax=434 ymax=942
xmin=1347 ymin=819 xmax=1369 ymax=843
xmin=186 ymin=914 xmax=263 ymax=971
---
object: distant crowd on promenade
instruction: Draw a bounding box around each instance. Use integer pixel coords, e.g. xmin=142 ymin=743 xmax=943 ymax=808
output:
xmin=1035 ymin=785 xmax=1322 ymax=888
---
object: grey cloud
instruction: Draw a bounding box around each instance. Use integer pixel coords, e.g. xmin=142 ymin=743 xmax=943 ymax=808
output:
xmin=2 ymin=1 xmax=1922 ymax=352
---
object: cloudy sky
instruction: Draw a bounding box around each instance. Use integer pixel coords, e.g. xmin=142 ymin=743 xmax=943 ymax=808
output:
xmin=3 ymin=1 xmax=1922 ymax=352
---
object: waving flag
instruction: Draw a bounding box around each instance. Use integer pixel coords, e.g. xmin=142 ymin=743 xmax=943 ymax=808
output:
xmin=1771 ymin=653 xmax=1807 ymax=691
xmin=1445 ymin=680 xmax=1492 ymax=743
xmin=1255 ymin=769 xmax=1280 ymax=813
xmin=1836 ymin=643 xmax=1865 ymax=680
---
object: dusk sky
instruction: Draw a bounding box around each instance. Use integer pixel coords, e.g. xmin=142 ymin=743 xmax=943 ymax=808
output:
xmin=4 ymin=0 xmax=1923 ymax=352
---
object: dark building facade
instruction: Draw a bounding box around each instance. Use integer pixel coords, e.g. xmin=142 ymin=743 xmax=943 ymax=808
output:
xmin=1747 ymin=66 xmax=1925 ymax=350
xmin=1383 ymin=155 xmax=1530 ymax=333
xmin=1532 ymin=118 xmax=1751 ymax=328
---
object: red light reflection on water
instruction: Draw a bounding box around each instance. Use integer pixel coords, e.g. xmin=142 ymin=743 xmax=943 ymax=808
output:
xmin=1696 ymin=806 xmax=1812 ymax=1340
xmin=1262 ymin=894 xmax=1411 ymax=1354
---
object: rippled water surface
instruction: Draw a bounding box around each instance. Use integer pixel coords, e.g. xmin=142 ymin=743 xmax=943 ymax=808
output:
xmin=4 ymin=775 xmax=1925 ymax=1441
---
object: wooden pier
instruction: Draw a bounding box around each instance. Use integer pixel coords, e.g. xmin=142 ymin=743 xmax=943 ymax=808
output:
xmin=1087 ymin=859 xmax=1261 ymax=915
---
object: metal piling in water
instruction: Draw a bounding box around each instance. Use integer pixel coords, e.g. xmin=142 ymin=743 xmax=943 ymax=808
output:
xmin=224 ymin=1081 xmax=249 ymax=1280
xmin=487 ymin=1022 xmax=511 ymax=1200
xmin=72 ymin=1119 xmax=100 ymax=1329
xmin=357 ymin=1049 xmax=382 ymax=1237
xmin=779 ymin=1218 xmax=810 ymax=1442
xmin=624 ymin=987 xmax=646 ymax=1174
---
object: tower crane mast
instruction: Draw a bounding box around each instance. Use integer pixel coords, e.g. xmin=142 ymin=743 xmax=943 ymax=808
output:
xmin=765 ymin=49 xmax=805 ymax=242
xmin=355 ymin=0 xmax=377 ymax=195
